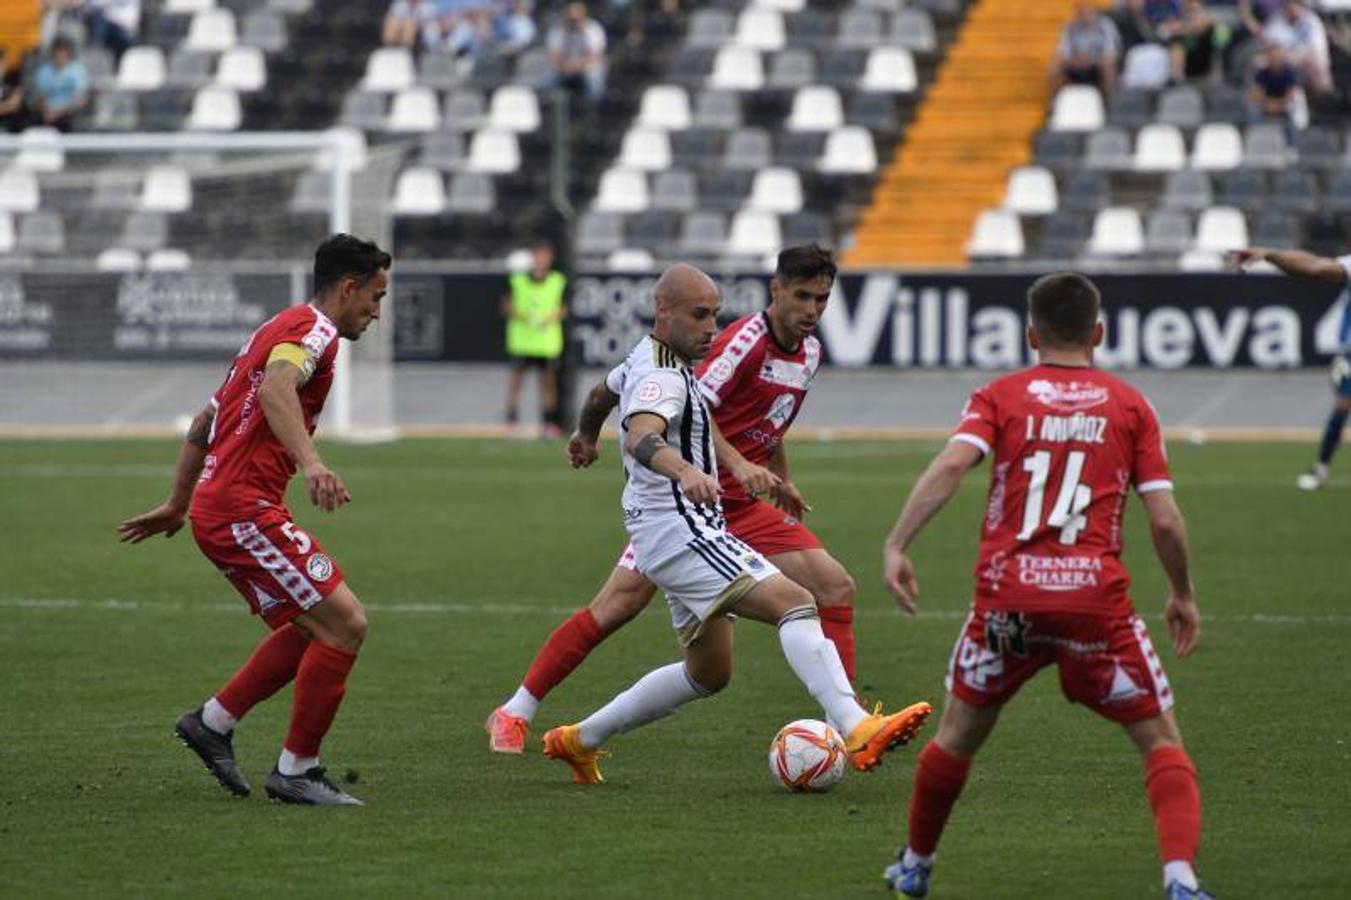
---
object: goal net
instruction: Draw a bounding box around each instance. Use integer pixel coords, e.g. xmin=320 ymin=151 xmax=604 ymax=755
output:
xmin=0 ymin=130 xmax=398 ymax=440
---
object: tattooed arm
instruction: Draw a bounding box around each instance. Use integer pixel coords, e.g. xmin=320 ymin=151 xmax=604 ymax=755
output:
xmin=567 ymin=380 xmax=620 ymax=469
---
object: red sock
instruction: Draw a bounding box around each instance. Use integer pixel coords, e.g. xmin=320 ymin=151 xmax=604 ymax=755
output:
xmin=908 ymin=742 xmax=973 ymax=856
xmin=215 ymin=624 xmax=309 ymax=719
xmin=284 ymin=641 xmax=358 ymax=758
xmin=1145 ymin=745 xmax=1202 ymax=863
xmin=521 ymin=608 xmax=605 ymax=700
xmin=818 ymin=604 xmax=856 ymax=683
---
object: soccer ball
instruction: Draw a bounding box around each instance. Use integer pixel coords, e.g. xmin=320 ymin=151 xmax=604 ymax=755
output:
xmin=768 ymin=719 xmax=847 ymax=793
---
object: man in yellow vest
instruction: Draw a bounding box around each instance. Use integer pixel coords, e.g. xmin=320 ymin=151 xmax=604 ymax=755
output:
xmin=503 ymin=241 xmax=568 ymax=435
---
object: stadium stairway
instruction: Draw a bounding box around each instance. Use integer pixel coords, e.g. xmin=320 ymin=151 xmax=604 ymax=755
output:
xmin=846 ymin=0 xmax=1084 ymax=267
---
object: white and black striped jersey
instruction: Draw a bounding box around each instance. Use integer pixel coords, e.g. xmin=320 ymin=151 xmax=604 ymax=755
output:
xmin=616 ymin=335 xmax=726 ymax=568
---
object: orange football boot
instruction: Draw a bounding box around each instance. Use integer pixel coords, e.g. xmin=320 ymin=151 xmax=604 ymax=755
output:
xmin=485 ymin=707 xmax=530 ymax=754
xmin=541 ymin=724 xmax=607 ymax=784
xmin=846 ymin=701 xmax=933 ymax=772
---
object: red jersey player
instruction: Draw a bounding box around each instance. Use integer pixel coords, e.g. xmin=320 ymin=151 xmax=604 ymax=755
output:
xmin=879 ymin=273 xmax=1210 ymax=899
xmin=118 ymin=234 xmax=389 ymax=806
xmin=486 ymin=245 xmax=928 ymax=754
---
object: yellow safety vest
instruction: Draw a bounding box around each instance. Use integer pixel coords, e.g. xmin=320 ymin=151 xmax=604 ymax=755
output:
xmin=506 ymin=271 xmax=566 ymax=359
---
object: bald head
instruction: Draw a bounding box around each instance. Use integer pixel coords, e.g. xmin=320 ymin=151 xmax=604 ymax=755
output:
xmin=651 ymin=263 xmax=721 ymax=361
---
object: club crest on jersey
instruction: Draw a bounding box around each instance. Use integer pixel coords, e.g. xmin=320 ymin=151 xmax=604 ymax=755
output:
xmin=766 ymin=394 xmax=796 ymax=429
xmin=305 ymin=553 xmax=334 ymax=582
xmin=636 ymin=379 xmax=664 ymax=404
xmin=1027 ymin=379 xmax=1109 ymax=412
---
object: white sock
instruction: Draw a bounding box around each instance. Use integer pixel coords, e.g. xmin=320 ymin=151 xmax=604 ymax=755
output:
xmin=902 ymin=847 xmax=934 ymax=868
xmin=577 ymin=662 xmax=708 ymax=748
xmin=1163 ymin=860 xmax=1197 ymax=891
xmin=278 ymin=749 xmax=319 ymax=777
xmin=501 ymin=686 xmax=539 ymax=721
xmin=201 ymin=697 xmax=238 ymax=735
xmin=777 ymin=610 xmax=867 ymax=737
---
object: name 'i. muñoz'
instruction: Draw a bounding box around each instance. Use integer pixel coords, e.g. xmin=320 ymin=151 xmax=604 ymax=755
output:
xmin=1025 ymin=412 xmax=1109 ymax=444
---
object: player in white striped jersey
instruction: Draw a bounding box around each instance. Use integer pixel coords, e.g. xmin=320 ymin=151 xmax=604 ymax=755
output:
xmin=541 ymin=263 xmax=930 ymax=784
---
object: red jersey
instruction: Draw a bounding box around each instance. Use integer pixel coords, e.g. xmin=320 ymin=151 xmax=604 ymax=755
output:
xmin=952 ymin=364 xmax=1172 ymax=616
xmin=191 ymin=303 xmax=340 ymax=519
xmin=694 ymin=312 xmax=822 ymax=504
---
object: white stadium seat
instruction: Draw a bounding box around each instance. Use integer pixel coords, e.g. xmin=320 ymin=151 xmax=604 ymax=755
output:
xmin=1049 ymin=85 xmax=1104 ymax=132
xmin=1087 ymin=206 xmax=1145 ymax=256
xmin=1177 ymin=249 xmax=1225 ymax=272
xmin=734 ymin=8 xmax=786 ymax=51
xmin=488 ymin=86 xmax=541 ymax=133
xmin=392 ymin=167 xmax=446 ymax=215
xmin=1120 ymin=43 xmax=1170 ymax=90
xmin=751 ymin=0 xmax=805 ymax=11
xmin=786 ymin=85 xmax=844 ymax=132
xmin=1191 ymin=124 xmax=1243 ymax=171
xmin=1003 ymin=166 xmax=1057 ymax=215
xmin=215 ymin=46 xmax=267 ymax=91
xmin=146 ymin=249 xmax=192 ymax=271
xmin=637 ymin=85 xmax=692 ymax=131
xmin=465 ymin=129 xmax=521 ymax=174
xmin=1133 ymin=123 xmax=1186 ymax=172
xmin=618 ymin=127 xmax=673 ymax=171
xmin=710 ymin=47 xmax=764 ymax=91
xmin=387 ymin=87 xmax=440 ymax=133
xmin=15 ymin=128 xmax=64 ymax=173
xmin=747 ymin=167 xmax=803 ymax=214
xmin=594 ymin=168 xmax=650 ymax=213
xmin=186 ymin=87 xmax=242 ymax=130
xmin=859 ymin=47 xmax=918 ymax=93
xmin=140 ymin=166 xmax=193 ymax=212
xmin=0 ymin=211 xmax=14 ymax=253
xmin=184 ymin=9 xmax=237 ymax=52
xmin=361 ymin=47 xmax=415 ymax=92
xmin=1194 ymin=206 xmax=1248 ymax=252
xmin=818 ymin=126 xmax=877 ymax=173
xmin=0 ymin=167 xmax=40 ymax=212
xmin=966 ymin=208 xmax=1024 ymax=258
xmin=96 ymin=247 xmax=142 ymax=271
xmin=117 ymin=46 xmax=167 ymax=91
xmin=606 ymin=247 xmax=656 ymax=271
xmin=728 ymin=210 xmax=782 ymax=256
xmin=165 ymin=0 xmax=215 ymax=12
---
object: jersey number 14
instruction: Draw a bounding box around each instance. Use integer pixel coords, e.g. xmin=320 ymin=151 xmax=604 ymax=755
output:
xmin=1016 ymin=450 xmax=1091 ymax=545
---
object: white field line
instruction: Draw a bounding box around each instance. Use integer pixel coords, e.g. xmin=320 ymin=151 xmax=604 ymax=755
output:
xmin=2 ymin=597 xmax=1349 ymax=625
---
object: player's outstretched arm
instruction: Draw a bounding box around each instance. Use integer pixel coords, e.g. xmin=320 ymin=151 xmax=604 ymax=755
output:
xmin=882 ymin=441 xmax=984 ymax=614
xmin=568 ymin=380 xmax=619 ymax=469
xmin=1230 ymin=247 xmax=1349 ymax=283
xmin=1139 ymin=489 xmax=1200 ymax=658
xmin=708 ymin=418 xmax=781 ymax=497
xmin=625 ymin=412 xmax=719 ymax=505
xmin=117 ymin=404 xmax=214 ymax=543
xmin=258 ymin=359 xmax=350 ymax=512
xmin=765 ymin=444 xmax=810 ymax=519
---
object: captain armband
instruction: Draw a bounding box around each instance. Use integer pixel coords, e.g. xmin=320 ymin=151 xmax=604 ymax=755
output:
xmin=266 ymin=342 xmax=318 ymax=381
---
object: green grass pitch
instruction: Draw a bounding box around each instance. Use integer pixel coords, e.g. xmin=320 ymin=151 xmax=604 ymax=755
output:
xmin=1 ymin=438 xmax=1347 ymax=898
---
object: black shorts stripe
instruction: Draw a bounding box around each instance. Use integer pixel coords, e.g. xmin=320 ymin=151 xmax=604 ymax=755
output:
xmin=689 ymin=539 xmax=737 ymax=581
xmin=696 ymin=535 xmax=744 ymax=576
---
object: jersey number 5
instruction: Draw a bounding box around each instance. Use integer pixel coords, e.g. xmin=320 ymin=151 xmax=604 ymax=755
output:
xmin=1016 ymin=450 xmax=1091 ymax=545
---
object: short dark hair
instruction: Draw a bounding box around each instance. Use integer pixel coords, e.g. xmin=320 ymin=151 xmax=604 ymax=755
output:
xmin=51 ymin=36 xmax=75 ymax=55
xmin=1027 ymin=272 xmax=1100 ymax=347
xmin=313 ymin=234 xmax=391 ymax=294
xmin=775 ymin=244 xmax=837 ymax=285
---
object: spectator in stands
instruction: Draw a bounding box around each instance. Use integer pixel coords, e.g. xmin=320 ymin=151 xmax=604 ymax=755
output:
xmin=85 ymin=0 xmax=140 ymax=65
xmin=548 ymin=2 xmax=606 ymax=104
xmin=1127 ymin=0 xmax=1184 ymax=46
xmin=31 ymin=37 xmax=88 ymax=132
xmin=494 ymin=0 xmax=538 ymax=55
xmin=503 ymin=241 xmax=568 ymax=436
xmin=383 ymin=0 xmax=438 ymax=49
xmin=1240 ymin=0 xmax=1285 ymax=36
xmin=1161 ymin=0 xmax=1215 ymax=82
xmin=1051 ymin=3 xmax=1121 ymax=96
xmin=0 ymin=47 xmax=28 ymax=134
xmin=425 ymin=1 xmax=495 ymax=57
xmin=1262 ymin=0 xmax=1332 ymax=94
xmin=1249 ymin=41 xmax=1300 ymax=141
xmin=40 ymin=0 xmax=86 ymax=51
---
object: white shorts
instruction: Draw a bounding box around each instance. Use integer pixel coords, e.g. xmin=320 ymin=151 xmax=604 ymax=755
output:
xmin=640 ymin=530 xmax=779 ymax=646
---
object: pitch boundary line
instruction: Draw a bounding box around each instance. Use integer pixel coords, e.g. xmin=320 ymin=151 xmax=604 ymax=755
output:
xmin=3 ymin=597 xmax=1348 ymax=625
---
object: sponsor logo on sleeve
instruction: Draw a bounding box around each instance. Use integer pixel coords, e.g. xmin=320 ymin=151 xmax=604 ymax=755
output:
xmin=636 ymin=379 xmax=664 ymax=404
xmin=704 ymin=356 xmax=736 ymax=387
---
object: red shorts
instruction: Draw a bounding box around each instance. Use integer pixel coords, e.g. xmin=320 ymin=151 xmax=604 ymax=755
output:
xmin=615 ymin=498 xmax=822 ymax=572
xmin=191 ymin=508 xmax=345 ymax=629
xmin=945 ymin=606 xmax=1174 ymax=723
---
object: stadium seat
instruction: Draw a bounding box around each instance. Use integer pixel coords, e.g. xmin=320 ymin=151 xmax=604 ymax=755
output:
xmin=120 ymin=212 xmax=168 ymax=251
xmin=779 ymin=133 xmax=828 ymax=169
xmin=146 ymin=248 xmax=192 ymax=271
xmin=1037 ymin=211 xmax=1086 ymax=259
xmin=1087 ymin=207 xmax=1144 ymax=256
xmin=891 ymin=9 xmax=938 ymax=53
xmin=819 ymin=48 xmax=867 ymax=87
xmin=387 ymin=87 xmax=440 ymax=133
xmin=1049 ymin=85 xmax=1104 ymax=132
xmin=215 ymin=47 xmax=266 ymax=91
xmin=1178 ymin=249 xmax=1225 ymax=271
xmin=392 ymin=168 xmax=446 ymax=215
xmin=850 ymin=92 xmax=900 ymax=133
xmin=671 ymin=129 xmax=722 ymax=166
xmin=446 ymin=173 xmax=496 ymax=214
xmin=416 ymin=132 xmax=464 ymax=171
xmin=619 ymin=128 xmax=673 ymax=171
xmin=1133 ymin=123 xmax=1186 ymax=172
xmin=0 ymin=168 xmax=41 ymax=213
xmin=1003 ymin=166 xmax=1057 ymax=215
xmin=576 ymin=211 xmax=624 ymax=255
xmin=83 ymin=46 xmax=116 ymax=89
xmin=637 ymin=85 xmax=692 ymax=131
xmin=1191 ymin=124 xmax=1242 ymax=171
xmin=687 ymin=9 xmax=734 ymax=48
xmin=710 ymin=47 xmax=764 ymax=91
xmin=241 ymin=11 xmax=287 ymax=53
xmin=788 ymin=11 xmax=831 ymax=47
xmin=1107 ymin=88 xmax=1152 ymax=129
xmin=418 ymin=52 xmax=462 ymax=90
xmin=595 ymin=168 xmax=650 ymax=213
xmin=734 ymin=8 xmax=786 ymax=51
xmin=1206 ymin=84 xmax=1246 ymax=125
xmin=723 ymin=127 xmax=771 ymax=170
xmin=165 ymin=0 xmax=215 ymax=12
xmin=1273 ymin=169 xmax=1319 ymax=214
xmin=701 ymin=169 xmax=752 ymax=212
xmin=606 ymin=247 xmax=656 ymax=271
xmin=1034 ymin=131 xmax=1081 ymax=169
xmin=488 ymin=86 xmax=540 ymax=133
xmin=1121 ymin=43 xmax=1169 ymax=90
xmin=1160 ymin=170 xmax=1213 ymax=212
xmin=361 ymin=47 xmax=415 ymax=92
xmin=768 ymin=49 xmax=817 ymax=90
xmin=652 ymin=169 xmax=698 ymax=212
xmin=782 ymin=211 xmax=832 ymax=246
xmin=465 ymin=129 xmax=520 ymax=174
xmin=514 ymin=49 xmax=554 ymax=91
xmin=167 ymin=51 xmax=214 ymax=89
xmin=185 ymin=9 xmax=238 ymax=52
xmin=268 ymin=0 xmax=313 ymax=15
xmin=855 ymin=0 xmax=903 ymax=10
xmin=670 ymin=47 xmax=716 ymax=85
xmin=1324 ymin=169 xmax=1351 ymax=213
xmin=859 ymin=47 xmax=917 ymax=93
xmin=443 ymin=88 xmax=487 ymax=132
xmin=1156 ymin=86 xmax=1204 ymax=128
xmin=1218 ymin=168 xmax=1268 ymax=212
xmin=679 ymin=210 xmax=728 ymax=256
xmin=1195 ymin=205 xmax=1248 ymax=252
xmin=818 ymin=126 xmax=876 ymax=173
xmin=140 ymin=166 xmax=193 ymax=212
xmin=0 ymin=212 xmax=13 ymax=254
xmin=787 ymin=86 xmax=844 ymax=132
xmin=728 ymin=210 xmax=782 ymax=257
xmin=1252 ymin=210 xmax=1298 ymax=248
xmin=629 ymin=211 xmax=678 ymax=247
xmin=693 ymin=90 xmax=742 ymax=130
xmin=117 ymin=46 xmax=167 ymax=91
xmin=92 ymin=91 xmax=138 ymax=130
xmin=747 ymin=167 xmax=804 ymax=214
xmin=15 ymin=128 xmax=64 ymax=173
xmin=289 ymin=170 xmax=331 ymax=214
xmin=314 ymin=126 xmax=369 ymax=172
xmin=1145 ymin=210 xmax=1192 ymax=255
xmin=837 ymin=10 xmax=885 ymax=49
xmin=91 ymin=171 xmax=140 ymax=209
xmin=340 ymin=90 xmax=386 ymax=131
xmin=186 ymin=87 xmax=242 ymax=130
xmin=966 ymin=208 xmax=1024 ymax=258
xmin=1244 ymin=124 xmax=1289 ymax=169
xmin=1296 ymin=127 xmax=1340 ymax=169
xmin=96 ymin=247 xmax=141 ymax=271
xmin=1085 ymin=128 xmax=1131 ymax=171
xmin=756 ymin=0 xmax=805 ymax=11
xmin=18 ymin=212 xmax=65 ymax=255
